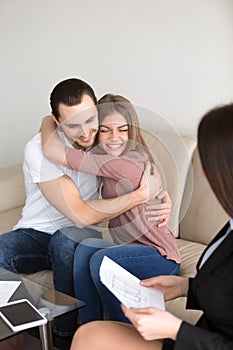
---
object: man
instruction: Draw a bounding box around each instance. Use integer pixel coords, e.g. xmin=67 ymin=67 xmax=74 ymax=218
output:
xmin=0 ymin=78 xmax=168 ymax=349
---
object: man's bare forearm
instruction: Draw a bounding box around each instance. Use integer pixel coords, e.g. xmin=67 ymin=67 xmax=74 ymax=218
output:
xmin=81 ymin=186 xmax=148 ymax=226
xmin=38 ymin=161 xmax=161 ymax=228
xmin=76 ymin=162 xmax=161 ymax=226
xmin=38 ymin=175 xmax=148 ymax=228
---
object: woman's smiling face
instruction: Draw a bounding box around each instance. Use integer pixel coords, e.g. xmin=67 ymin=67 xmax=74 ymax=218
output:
xmin=98 ymin=112 xmax=129 ymax=157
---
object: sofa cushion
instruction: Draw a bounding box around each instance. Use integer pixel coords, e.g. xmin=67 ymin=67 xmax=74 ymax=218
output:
xmin=176 ymin=238 xmax=205 ymax=277
xmin=180 ymin=149 xmax=228 ymax=245
xmin=142 ymin=131 xmax=197 ymax=237
xmin=0 ymin=208 xmax=24 ymax=235
xmin=0 ymin=164 xmax=25 ymax=213
xmin=165 ymin=297 xmax=202 ymax=324
xmin=164 ymin=238 xmax=205 ymax=324
xmin=0 ymin=164 xmax=25 ymax=234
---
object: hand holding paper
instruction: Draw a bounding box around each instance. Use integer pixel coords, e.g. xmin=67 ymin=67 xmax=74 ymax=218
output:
xmin=99 ymin=256 xmax=165 ymax=310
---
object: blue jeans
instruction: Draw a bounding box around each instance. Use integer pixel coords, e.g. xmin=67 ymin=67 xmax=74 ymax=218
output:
xmin=73 ymin=238 xmax=180 ymax=324
xmin=0 ymin=226 xmax=102 ymax=336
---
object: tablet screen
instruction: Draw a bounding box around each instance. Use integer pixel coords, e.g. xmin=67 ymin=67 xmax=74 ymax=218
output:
xmin=0 ymin=300 xmax=44 ymax=326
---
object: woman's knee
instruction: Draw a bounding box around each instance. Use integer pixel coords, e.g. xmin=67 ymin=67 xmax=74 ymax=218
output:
xmin=70 ymin=322 xmax=104 ymax=350
xmin=79 ymin=238 xmax=109 ymax=249
xmin=89 ymin=242 xmax=118 ymax=265
xmin=50 ymin=229 xmax=77 ymax=252
xmin=74 ymin=238 xmax=103 ymax=260
xmin=89 ymin=248 xmax=107 ymax=278
xmin=74 ymin=238 xmax=114 ymax=264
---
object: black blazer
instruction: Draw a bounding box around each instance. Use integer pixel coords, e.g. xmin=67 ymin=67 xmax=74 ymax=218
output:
xmin=174 ymin=222 xmax=233 ymax=350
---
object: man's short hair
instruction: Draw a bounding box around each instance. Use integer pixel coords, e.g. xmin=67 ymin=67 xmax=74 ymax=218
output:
xmin=50 ymin=78 xmax=97 ymax=120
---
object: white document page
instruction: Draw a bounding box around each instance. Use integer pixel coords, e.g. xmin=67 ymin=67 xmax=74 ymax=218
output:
xmin=100 ymin=256 xmax=165 ymax=310
xmin=0 ymin=281 xmax=21 ymax=304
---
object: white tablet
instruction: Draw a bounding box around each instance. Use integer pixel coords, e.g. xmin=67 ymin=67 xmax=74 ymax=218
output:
xmin=0 ymin=299 xmax=47 ymax=332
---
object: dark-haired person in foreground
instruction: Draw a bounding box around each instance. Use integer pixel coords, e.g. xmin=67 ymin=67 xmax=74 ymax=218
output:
xmin=71 ymin=103 xmax=233 ymax=350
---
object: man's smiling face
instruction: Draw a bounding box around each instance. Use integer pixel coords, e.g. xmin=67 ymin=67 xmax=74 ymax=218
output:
xmin=57 ymin=94 xmax=99 ymax=149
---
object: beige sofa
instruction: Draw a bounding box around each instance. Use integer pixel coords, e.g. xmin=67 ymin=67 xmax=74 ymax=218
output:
xmin=0 ymin=131 xmax=228 ymax=325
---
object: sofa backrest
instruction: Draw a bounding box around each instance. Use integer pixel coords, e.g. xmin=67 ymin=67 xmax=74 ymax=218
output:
xmin=142 ymin=130 xmax=197 ymax=237
xmin=180 ymin=149 xmax=229 ymax=245
xmin=0 ymin=164 xmax=25 ymax=234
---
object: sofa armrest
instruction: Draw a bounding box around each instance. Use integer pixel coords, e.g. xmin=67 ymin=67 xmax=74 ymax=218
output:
xmin=0 ymin=164 xmax=25 ymax=234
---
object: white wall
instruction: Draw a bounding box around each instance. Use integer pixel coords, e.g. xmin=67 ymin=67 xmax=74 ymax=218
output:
xmin=0 ymin=0 xmax=232 ymax=167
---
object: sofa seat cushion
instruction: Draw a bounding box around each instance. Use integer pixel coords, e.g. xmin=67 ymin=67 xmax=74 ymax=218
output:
xmin=165 ymin=297 xmax=202 ymax=324
xmin=176 ymin=238 xmax=206 ymax=277
xmin=165 ymin=238 xmax=205 ymax=324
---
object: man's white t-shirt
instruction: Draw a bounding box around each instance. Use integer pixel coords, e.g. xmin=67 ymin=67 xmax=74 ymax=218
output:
xmin=14 ymin=131 xmax=100 ymax=234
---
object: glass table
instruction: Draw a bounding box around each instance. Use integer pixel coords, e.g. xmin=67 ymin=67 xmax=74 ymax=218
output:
xmin=0 ymin=268 xmax=85 ymax=350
